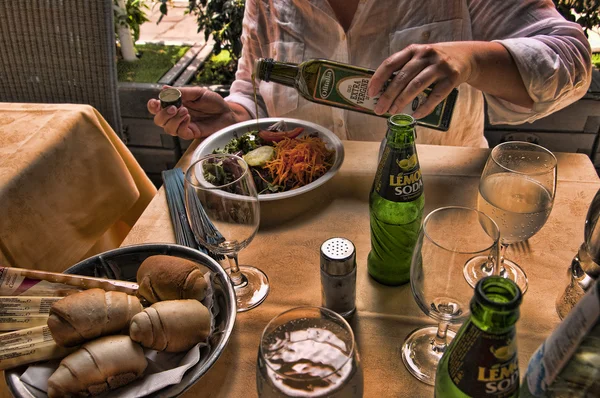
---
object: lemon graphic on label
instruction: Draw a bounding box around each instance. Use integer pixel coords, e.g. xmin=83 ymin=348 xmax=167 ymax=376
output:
xmin=490 ymin=340 xmax=516 ymax=362
xmin=408 ymin=154 xmax=417 ymax=168
xmin=398 ymin=159 xmax=411 ymax=170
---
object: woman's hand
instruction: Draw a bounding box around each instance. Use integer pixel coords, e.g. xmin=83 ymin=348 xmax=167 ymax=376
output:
xmin=147 ymin=86 xmax=251 ymax=140
xmin=368 ymin=41 xmax=532 ymax=119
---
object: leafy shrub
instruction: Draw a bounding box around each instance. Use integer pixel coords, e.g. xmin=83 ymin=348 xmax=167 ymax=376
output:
xmin=553 ymin=0 xmax=600 ymax=36
xmin=113 ymin=0 xmax=149 ymax=42
xmin=192 ymin=50 xmax=237 ymax=85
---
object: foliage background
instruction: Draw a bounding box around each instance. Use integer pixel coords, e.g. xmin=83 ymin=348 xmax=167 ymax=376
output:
xmin=553 ymin=0 xmax=600 ymax=36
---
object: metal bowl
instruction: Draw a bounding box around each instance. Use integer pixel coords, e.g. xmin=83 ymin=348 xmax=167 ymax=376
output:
xmin=192 ymin=117 xmax=345 ymax=202
xmin=5 ymin=243 xmax=237 ymax=398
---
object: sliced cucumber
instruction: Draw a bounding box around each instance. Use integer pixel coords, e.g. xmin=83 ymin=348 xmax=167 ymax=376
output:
xmin=243 ymin=146 xmax=275 ymax=167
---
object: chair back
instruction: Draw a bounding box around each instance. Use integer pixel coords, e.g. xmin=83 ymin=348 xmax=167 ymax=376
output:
xmin=0 ymin=0 xmax=122 ymax=135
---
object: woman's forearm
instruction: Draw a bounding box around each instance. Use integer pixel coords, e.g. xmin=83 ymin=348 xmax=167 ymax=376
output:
xmin=461 ymin=41 xmax=534 ymax=108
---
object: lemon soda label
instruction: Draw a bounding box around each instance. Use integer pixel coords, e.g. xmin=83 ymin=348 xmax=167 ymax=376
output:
xmin=448 ymin=322 xmax=519 ymax=397
xmin=374 ymin=145 xmax=423 ymax=202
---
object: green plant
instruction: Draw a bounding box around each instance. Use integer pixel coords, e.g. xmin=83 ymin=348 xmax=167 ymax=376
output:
xmin=117 ymin=43 xmax=191 ymax=83
xmin=159 ymin=0 xmax=244 ymax=83
xmin=553 ymin=0 xmax=600 ymax=36
xmin=593 ymin=52 xmax=600 ymax=68
xmin=191 ymin=50 xmax=237 ymax=85
xmin=114 ymin=0 xmax=150 ymax=42
xmin=190 ymin=0 xmax=245 ymax=61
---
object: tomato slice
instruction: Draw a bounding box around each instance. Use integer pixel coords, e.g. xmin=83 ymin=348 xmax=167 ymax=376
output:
xmin=258 ymin=127 xmax=304 ymax=142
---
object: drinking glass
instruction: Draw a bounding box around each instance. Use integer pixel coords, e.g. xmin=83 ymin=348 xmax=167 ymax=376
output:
xmin=257 ymin=306 xmax=363 ymax=397
xmin=402 ymin=206 xmax=500 ymax=385
xmin=464 ymin=141 xmax=557 ymax=293
xmin=185 ymin=154 xmax=269 ymax=312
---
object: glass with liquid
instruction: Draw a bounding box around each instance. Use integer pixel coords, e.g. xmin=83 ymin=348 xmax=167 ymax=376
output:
xmin=464 ymin=141 xmax=557 ymax=294
xmin=256 ymin=306 xmax=363 ymax=397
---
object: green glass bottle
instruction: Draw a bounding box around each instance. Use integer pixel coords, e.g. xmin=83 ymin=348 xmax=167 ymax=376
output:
xmin=435 ymin=276 xmax=523 ymax=398
xmin=367 ymin=114 xmax=424 ymax=285
xmin=254 ymin=58 xmax=458 ymax=131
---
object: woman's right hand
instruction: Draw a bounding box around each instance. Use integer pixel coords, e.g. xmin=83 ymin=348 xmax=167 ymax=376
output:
xmin=147 ymin=86 xmax=251 ymax=140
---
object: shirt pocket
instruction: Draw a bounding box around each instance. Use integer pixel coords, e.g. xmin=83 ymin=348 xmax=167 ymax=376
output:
xmin=259 ymin=41 xmax=305 ymax=116
xmin=389 ymin=19 xmax=463 ymax=54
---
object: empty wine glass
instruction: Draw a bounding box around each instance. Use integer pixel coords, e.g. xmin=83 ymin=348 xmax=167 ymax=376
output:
xmin=464 ymin=141 xmax=557 ymax=294
xmin=402 ymin=206 xmax=500 ymax=385
xmin=256 ymin=306 xmax=363 ymax=397
xmin=185 ymin=154 xmax=269 ymax=312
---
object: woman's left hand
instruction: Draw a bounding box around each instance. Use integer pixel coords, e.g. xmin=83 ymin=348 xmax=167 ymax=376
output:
xmin=367 ymin=42 xmax=475 ymax=119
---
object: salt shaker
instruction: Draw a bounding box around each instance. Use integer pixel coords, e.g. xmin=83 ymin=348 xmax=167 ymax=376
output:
xmin=320 ymin=237 xmax=357 ymax=319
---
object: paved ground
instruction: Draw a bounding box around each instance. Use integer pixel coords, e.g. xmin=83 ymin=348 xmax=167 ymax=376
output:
xmin=138 ymin=2 xmax=204 ymax=45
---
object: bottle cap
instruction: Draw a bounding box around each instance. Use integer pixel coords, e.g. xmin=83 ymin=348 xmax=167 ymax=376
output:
xmin=320 ymin=238 xmax=356 ymax=276
xmin=159 ymin=88 xmax=182 ymax=109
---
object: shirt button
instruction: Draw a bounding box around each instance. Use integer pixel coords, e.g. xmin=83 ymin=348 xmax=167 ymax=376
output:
xmin=336 ymin=119 xmax=344 ymax=127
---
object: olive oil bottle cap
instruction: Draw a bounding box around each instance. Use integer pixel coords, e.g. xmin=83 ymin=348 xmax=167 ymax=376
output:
xmin=159 ymin=88 xmax=182 ymax=109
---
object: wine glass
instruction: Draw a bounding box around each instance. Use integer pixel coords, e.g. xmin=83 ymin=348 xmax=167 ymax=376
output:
xmin=184 ymin=154 xmax=269 ymax=312
xmin=464 ymin=141 xmax=557 ymax=294
xmin=256 ymin=306 xmax=363 ymax=397
xmin=402 ymin=206 xmax=500 ymax=385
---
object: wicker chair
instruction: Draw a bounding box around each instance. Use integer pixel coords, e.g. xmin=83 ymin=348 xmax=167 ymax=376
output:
xmin=0 ymin=0 xmax=122 ymax=136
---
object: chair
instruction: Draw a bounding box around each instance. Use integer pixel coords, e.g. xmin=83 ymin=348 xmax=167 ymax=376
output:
xmin=0 ymin=0 xmax=122 ymax=136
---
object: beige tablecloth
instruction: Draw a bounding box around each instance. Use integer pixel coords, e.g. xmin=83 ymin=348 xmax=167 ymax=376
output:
xmin=0 ymin=103 xmax=157 ymax=273
xmin=124 ymin=142 xmax=600 ymax=396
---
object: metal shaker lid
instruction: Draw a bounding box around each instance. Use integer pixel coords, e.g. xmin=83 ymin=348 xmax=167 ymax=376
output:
xmin=320 ymin=238 xmax=356 ymax=276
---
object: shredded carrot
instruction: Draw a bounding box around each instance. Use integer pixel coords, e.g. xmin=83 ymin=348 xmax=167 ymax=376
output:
xmin=264 ymin=136 xmax=334 ymax=189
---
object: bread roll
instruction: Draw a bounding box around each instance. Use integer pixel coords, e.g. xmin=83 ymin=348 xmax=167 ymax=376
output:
xmin=136 ymin=255 xmax=208 ymax=303
xmin=129 ymin=299 xmax=211 ymax=352
xmin=48 ymin=288 xmax=142 ymax=347
xmin=47 ymin=335 xmax=147 ymax=397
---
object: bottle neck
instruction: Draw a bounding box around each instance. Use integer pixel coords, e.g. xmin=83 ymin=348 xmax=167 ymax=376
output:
xmin=256 ymin=58 xmax=299 ymax=88
xmin=470 ymin=276 xmax=522 ymax=333
xmin=385 ymin=114 xmax=417 ymax=149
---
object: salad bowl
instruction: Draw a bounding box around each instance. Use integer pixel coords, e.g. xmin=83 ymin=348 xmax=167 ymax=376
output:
xmin=192 ymin=118 xmax=344 ymax=202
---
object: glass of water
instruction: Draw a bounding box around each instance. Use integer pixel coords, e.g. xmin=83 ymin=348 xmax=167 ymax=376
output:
xmin=256 ymin=306 xmax=363 ymax=397
xmin=464 ymin=141 xmax=557 ymax=293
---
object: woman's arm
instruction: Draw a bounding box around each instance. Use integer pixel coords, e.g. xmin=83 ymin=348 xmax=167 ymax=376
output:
xmin=368 ymin=0 xmax=591 ymax=123
xmin=367 ymin=40 xmax=534 ymax=119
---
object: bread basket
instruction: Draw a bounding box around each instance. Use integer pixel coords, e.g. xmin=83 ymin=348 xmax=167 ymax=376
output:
xmin=5 ymin=243 xmax=237 ymax=398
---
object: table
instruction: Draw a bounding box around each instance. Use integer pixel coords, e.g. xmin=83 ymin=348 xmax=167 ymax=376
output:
xmin=0 ymin=103 xmax=157 ymax=273
xmin=121 ymin=141 xmax=600 ymax=397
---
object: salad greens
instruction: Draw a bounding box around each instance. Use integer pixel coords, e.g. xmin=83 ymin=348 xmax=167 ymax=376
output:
xmin=211 ymin=131 xmax=284 ymax=194
xmin=213 ymin=131 xmax=264 ymax=155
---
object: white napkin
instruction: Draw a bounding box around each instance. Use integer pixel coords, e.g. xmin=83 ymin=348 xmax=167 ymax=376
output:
xmin=21 ymin=271 xmax=220 ymax=398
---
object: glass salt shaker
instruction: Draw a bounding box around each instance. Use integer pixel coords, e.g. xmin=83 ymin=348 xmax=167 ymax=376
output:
xmin=320 ymin=237 xmax=357 ymax=319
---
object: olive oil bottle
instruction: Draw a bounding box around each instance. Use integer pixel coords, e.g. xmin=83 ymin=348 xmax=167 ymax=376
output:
xmin=254 ymin=58 xmax=458 ymax=131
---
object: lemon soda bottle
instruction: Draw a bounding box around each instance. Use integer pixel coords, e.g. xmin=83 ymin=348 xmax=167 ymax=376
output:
xmin=367 ymin=114 xmax=424 ymax=285
xmin=435 ymin=276 xmax=523 ymax=398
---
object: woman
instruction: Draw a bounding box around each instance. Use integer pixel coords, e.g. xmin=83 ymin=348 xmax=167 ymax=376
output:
xmin=148 ymin=0 xmax=591 ymax=147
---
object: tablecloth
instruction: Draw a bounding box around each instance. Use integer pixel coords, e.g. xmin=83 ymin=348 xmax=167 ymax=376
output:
xmin=0 ymin=103 xmax=156 ymax=273
xmin=17 ymin=139 xmax=598 ymax=397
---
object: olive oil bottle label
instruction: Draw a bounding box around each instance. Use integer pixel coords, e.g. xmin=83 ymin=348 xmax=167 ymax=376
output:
xmin=448 ymin=322 xmax=519 ymax=397
xmin=374 ymin=145 xmax=423 ymax=202
xmin=312 ymin=63 xmax=456 ymax=130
